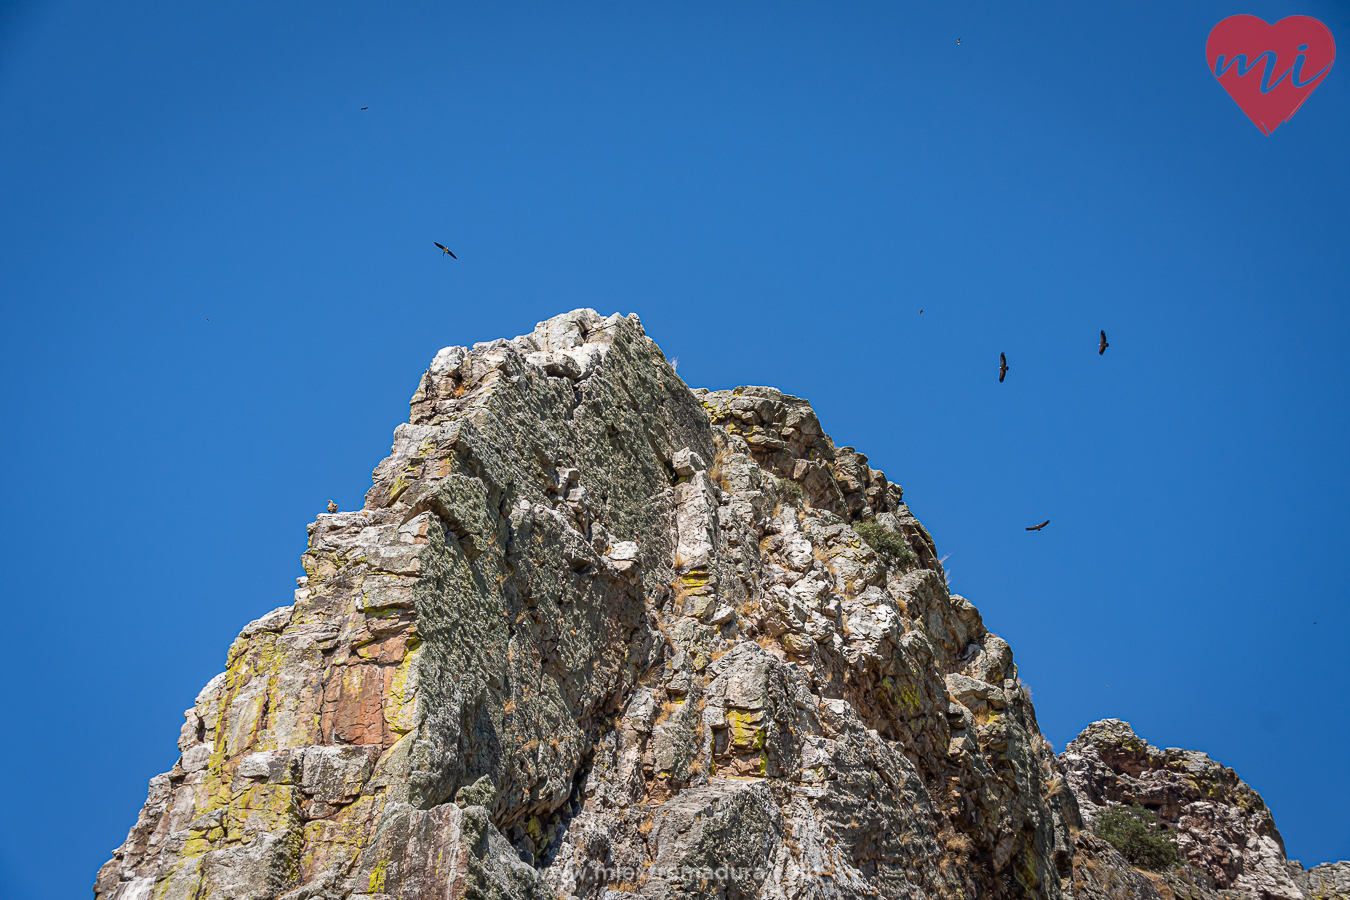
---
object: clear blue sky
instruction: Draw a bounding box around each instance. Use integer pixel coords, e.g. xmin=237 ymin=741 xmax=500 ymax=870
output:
xmin=1 ymin=3 xmax=1347 ymax=896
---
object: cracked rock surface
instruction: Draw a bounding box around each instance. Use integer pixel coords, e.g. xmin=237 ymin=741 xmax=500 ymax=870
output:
xmin=97 ymin=310 xmax=1345 ymax=900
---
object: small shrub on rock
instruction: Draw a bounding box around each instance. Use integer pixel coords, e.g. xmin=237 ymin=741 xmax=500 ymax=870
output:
xmin=1094 ymin=804 xmax=1179 ymax=871
xmin=775 ymin=477 xmax=803 ymax=505
xmin=855 ymin=521 xmax=918 ymax=568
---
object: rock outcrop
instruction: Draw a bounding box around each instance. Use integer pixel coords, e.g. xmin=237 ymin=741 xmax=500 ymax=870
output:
xmin=1058 ymin=719 xmax=1346 ymax=900
xmin=95 ymin=310 xmax=1345 ymax=900
xmin=1300 ymin=863 xmax=1350 ymax=900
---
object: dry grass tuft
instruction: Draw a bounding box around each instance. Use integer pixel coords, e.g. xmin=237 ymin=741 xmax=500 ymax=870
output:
xmin=708 ymin=445 xmax=734 ymax=492
xmin=943 ymin=829 xmax=974 ymax=854
xmin=669 ymin=580 xmax=695 ymax=615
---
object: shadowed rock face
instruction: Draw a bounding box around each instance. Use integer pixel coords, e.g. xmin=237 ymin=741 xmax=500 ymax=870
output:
xmin=95 ymin=310 xmax=1342 ymax=900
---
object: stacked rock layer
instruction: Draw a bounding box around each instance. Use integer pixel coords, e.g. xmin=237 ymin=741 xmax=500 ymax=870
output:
xmin=96 ymin=310 xmax=1344 ymax=900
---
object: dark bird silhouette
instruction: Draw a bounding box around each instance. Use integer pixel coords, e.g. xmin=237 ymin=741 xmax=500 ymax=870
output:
xmin=434 ymin=241 xmax=457 ymax=259
xmin=361 ymin=107 xmax=368 ymax=110
xmin=1025 ymin=520 xmax=1049 ymax=531
xmin=998 ymin=352 xmax=1009 ymax=383
xmin=1099 ymin=330 xmax=1109 ymax=355
xmin=919 ymin=308 xmax=924 ymax=314
xmin=327 ymin=500 xmax=337 ymax=513
xmin=956 ymin=38 xmax=962 ymax=45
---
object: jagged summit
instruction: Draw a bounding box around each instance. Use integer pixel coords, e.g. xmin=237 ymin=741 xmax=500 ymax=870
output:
xmin=97 ymin=310 xmax=1344 ymax=900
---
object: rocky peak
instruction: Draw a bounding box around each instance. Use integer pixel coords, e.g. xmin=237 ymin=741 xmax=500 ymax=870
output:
xmin=95 ymin=310 xmax=1344 ymax=900
xmin=1059 ymin=719 xmax=1338 ymax=900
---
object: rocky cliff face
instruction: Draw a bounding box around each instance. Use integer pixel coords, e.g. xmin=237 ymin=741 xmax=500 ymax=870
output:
xmin=96 ymin=310 xmax=1343 ymax=900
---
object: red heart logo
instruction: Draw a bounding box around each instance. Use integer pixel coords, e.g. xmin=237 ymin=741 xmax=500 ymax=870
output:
xmin=1206 ymin=15 xmax=1336 ymax=134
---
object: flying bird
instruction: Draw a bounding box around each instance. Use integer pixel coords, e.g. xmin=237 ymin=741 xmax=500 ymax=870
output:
xmin=327 ymin=500 xmax=337 ymax=513
xmin=361 ymin=107 xmax=368 ymax=110
xmin=919 ymin=308 xmax=924 ymax=314
xmin=434 ymin=242 xmax=457 ymax=259
xmin=998 ymin=352 xmax=1009 ymax=383
xmin=1099 ymin=330 xmax=1109 ymax=355
xmin=956 ymin=38 xmax=962 ymax=45
xmin=1025 ymin=520 xmax=1049 ymax=531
